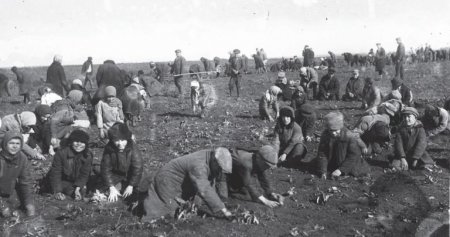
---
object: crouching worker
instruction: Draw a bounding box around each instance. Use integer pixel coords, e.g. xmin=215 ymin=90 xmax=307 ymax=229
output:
xmin=0 ymin=132 xmax=35 ymax=217
xmin=273 ymin=107 xmax=307 ymax=167
xmin=391 ymin=107 xmax=435 ymax=170
xmin=50 ymin=130 xmax=93 ymax=201
xmin=219 ymin=145 xmax=284 ymax=208
xmin=101 ymin=123 xmax=143 ymax=202
xmin=259 ymin=86 xmax=282 ymax=122
xmin=142 ymin=147 xmax=234 ymax=221
xmin=316 ymin=112 xmax=370 ymax=179
xmin=422 ymin=104 xmax=450 ymax=137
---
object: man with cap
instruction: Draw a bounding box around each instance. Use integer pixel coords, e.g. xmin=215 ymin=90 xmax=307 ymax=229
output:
xmin=259 ymin=86 xmax=282 ymax=122
xmin=101 ymin=123 xmax=143 ymax=202
xmin=0 ymin=111 xmax=46 ymax=160
xmin=421 ymin=104 xmax=450 ymax=137
xmin=395 ymin=37 xmax=406 ymax=80
xmin=50 ymin=129 xmax=93 ymax=201
xmin=295 ymin=104 xmax=317 ymax=142
xmin=391 ymin=107 xmax=435 ymax=170
xmin=361 ymin=77 xmax=382 ymax=110
xmin=229 ymin=49 xmax=244 ymax=97
xmin=142 ymin=147 xmax=234 ymax=221
xmin=0 ymin=131 xmax=35 ymax=217
xmin=81 ymin=57 xmax=94 ymax=89
xmin=299 ymin=66 xmax=319 ymax=100
xmin=217 ymin=145 xmax=284 ymax=208
xmin=391 ymin=78 xmax=413 ymax=106
xmin=273 ymin=107 xmax=307 ymax=167
xmin=316 ymin=111 xmax=370 ymax=179
xmin=46 ymin=55 xmax=70 ymax=97
xmin=342 ymin=69 xmax=363 ymax=101
xmin=96 ymin=86 xmax=124 ymax=139
xmin=375 ymin=43 xmax=387 ymax=80
xmin=172 ymin=49 xmax=186 ymax=97
xmin=11 ymin=66 xmax=33 ymax=104
xmin=302 ymin=45 xmax=315 ymax=67
xmin=318 ymin=67 xmax=340 ymax=101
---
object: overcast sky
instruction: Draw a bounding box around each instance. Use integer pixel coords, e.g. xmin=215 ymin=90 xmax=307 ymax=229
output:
xmin=0 ymin=0 xmax=449 ymax=67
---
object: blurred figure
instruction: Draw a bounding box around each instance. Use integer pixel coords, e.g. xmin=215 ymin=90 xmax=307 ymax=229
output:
xmin=81 ymin=57 xmax=94 ymax=89
xmin=46 ymin=55 xmax=70 ymax=97
xmin=149 ymin=61 xmax=162 ymax=83
xmin=317 ymin=67 xmax=340 ymax=101
xmin=39 ymin=86 xmax=63 ymax=107
xmin=361 ymin=77 xmax=382 ymax=110
xmin=342 ymin=69 xmax=363 ymax=101
xmin=422 ymin=104 xmax=450 ymax=137
xmin=391 ymin=78 xmax=413 ymax=106
xmin=11 ymin=66 xmax=33 ymax=104
xmin=302 ymin=45 xmax=315 ymax=67
xmin=229 ymin=49 xmax=244 ymax=97
xmin=259 ymin=86 xmax=282 ymax=122
xmin=299 ymin=67 xmax=319 ymax=100
xmin=172 ymin=49 xmax=186 ymax=97
xmin=395 ymin=37 xmax=406 ymax=80
xmin=375 ymin=43 xmax=387 ymax=80
xmin=295 ymin=104 xmax=317 ymax=142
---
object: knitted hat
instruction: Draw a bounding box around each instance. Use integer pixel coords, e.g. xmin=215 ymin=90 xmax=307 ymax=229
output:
xmin=324 ymin=111 xmax=344 ymax=130
xmin=402 ymin=107 xmax=419 ymax=118
xmin=257 ymin=145 xmax=278 ymax=168
xmin=391 ymin=78 xmax=402 ymax=89
xmin=19 ymin=111 xmax=37 ymax=126
xmin=69 ymin=129 xmax=89 ymax=144
xmin=108 ymin=123 xmax=132 ymax=141
xmin=67 ymin=90 xmax=83 ymax=103
xmin=299 ymin=104 xmax=315 ymax=116
xmin=72 ymin=79 xmax=83 ymax=86
xmin=214 ymin=147 xmax=232 ymax=174
xmin=34 ymin=104 xmax=51 ymax=118
xmin=280 ymin=107 xmax=295 ymax=119
xmin=105 ymin=86 xmax=116 ymax=97
xmin=1 ymin=131 xmax=23 ymax=151
xmin=277 ymin=71 xmax=286 ymax=78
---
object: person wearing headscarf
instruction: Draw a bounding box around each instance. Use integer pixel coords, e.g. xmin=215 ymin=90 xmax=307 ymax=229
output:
xmin=218 ymin=145 xmax=284 ymax=208
xmin=50 ymin=130 xmax=93 ymax=201
xmin=421 ymin=104 xmax=450 ymax=137
xmin=361 ymin=77 xmax=382 ymax=110
xmin=0 ymin=132 xmax=35 ymax=217
xmin=39 ymin=86 xmax=63 ymax=107
xmin=316 ymin=112 xmax=370 ymax=179
xmin=342 ymin=69 xmax=363 ymax=101
xmin=101 ymin=123 xmax=142 ymax=202
xmin=302 ymin=45 xmax=315 ymax=67
xmin=46 ymin=55 xmax=70 ymax=97
xmin=391 ymin=107 xmax=434 ymax=170
xmin=0 ymin=111 xmax=46 ymax=160
xmin=295 ymin=104 xmax=317 ymax=142
xmin=273 ymin=107 xmax=307 ymax=167
xmin=11 ymin=66 xmax=33 ymax=104
xmin=375 ymin=43 xmax=387 ymax=80
xmin=96 ymin=86 xmax=124 ymax=139
xmin=299 ymin=66 xmax=319 ymax=100
xmin=391 ymin=78 xmax=413 ymax=106
xmin=68 ymin=79 xmax=92 ymax=106
xmin=142 ymin=147 xmax=234 ymax=221
xmin=318 ymin=67 xmax=340 ymax=101
xmin=259 ymin=86 xmax=282 ymax=122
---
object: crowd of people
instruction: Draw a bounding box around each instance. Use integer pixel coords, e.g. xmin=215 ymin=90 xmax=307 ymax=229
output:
xmin=0 ymin=38 xmax=449 ymax=224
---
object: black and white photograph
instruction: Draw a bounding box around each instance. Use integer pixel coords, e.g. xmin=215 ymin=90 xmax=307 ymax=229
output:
xmin=0 ymin=0 xmax=449 ymax=236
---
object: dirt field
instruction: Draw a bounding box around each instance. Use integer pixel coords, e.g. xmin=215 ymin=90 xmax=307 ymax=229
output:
xmin=0 ymin=59 xmax=448 ymax=237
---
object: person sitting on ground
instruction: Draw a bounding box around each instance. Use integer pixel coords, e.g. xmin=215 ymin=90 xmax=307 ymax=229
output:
xmin=39 ymin=86 xmax=62 ymax=107
xmin=218 ymin=145 xmax=284 ymax=208
xmin=142 ymin=147 xmax=234 ymax=221
xmin=317 ymin=67 xmax=340 ymax=101
xmin=421 ymin=104 xmax=450 ymax=137
xmin=29 ymin=104 xmax=52 ymax=155
xmin=50 ymin=130 xmax=93 ymax=201
xmin=101 ymin=123 xmax=142 ymax=202
xmin=342 ymin=69 xmax=363 ymax=101
xmin=291 ymin=86 xmax=307 ymax=111
xmin=295 ymin=104 xmax=317 ymax=142
xmin=0 ymin=132 xmax=36 ymax=217
xmin=299 ymin=67 xmax=319 ymax=100
xmin=259 ymin=86 xmax=282 ymax=122
xmin=96 ymin=86 xmax=124 ymax=140
xmin=361 ymin=77 xmax=382 ymax=110
xmin=273 ymin=107 xmax=307 ymax=167
xmin=0 ymin=111 xmax=46 ymax=160
xmin=391 ymin=107 xmax=435 ymax=170
xmin=316 ymin=111 xmax=370 ymax=179
xmin=391 ymin=78 xmax=413 ymax=106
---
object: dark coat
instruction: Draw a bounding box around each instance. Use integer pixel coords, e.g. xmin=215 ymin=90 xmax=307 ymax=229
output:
xmin=375 ymin=47 xmax=386 ymax=71
xmin=50 ymin=147 xmax=93 ymax=193
xmin=394 ymin=121 xmax=433 ymax=165
xmin=0 ymin=73 xmax=11 ymax=97
xmin=96 ymin=60 xmax=124 ymax=93
xmin=100 ymin=142 xmax=143 ymax=187
xmin=399 ymin=85 xmax=413 ymax=106
xmin=273 ymin=121 xmax=304 ymax=155
xmin=231 ymin=56 xmax=244 ymax=76
xmin=318 ymin=74 xmax=340 ymax=100
xmin=343 ymin=76 xmax=363 ymax=100
xmin=14 ymin=69 xmax=33 ymax=95
xmin=295 ymin=109 xmax=316 ymax=139
xmin=172 ymin=56 xmax=186 ymax=76
xmin=317 ymin=128 xmax=370 ymax=176
xmin=46 ymin=61 xmax=69 ymax=96
xmin=396 ymin=43 xmax=406 ymax=63
xmin=302 ymin=48 xmax=315 ymax=67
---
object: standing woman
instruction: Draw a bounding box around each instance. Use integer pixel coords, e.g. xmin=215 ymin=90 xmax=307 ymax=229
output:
xmin=375 ymin=43 xmax=386 ymax=81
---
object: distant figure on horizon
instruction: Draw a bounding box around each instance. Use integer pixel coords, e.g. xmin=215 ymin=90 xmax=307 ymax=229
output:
xmin=11 ymin=66 xmax=33 ymax=104
xmin=46 ymin=55 xmax=69 ymax=97
xmin=172 ymin=49 xmax=186 ymax=97
xmin=81 ymin=57 xmax=94 ymax=89
xmin=302 ymin=45 xmax=315 ymax=67
xmin=395 ymin=37 xmax=406 ymax=80
xmin=375 ymin=43 xmax=387 ymax=81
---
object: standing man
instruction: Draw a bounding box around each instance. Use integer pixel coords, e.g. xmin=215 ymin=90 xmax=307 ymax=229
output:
xmin=10 ymin=66 xmax=33 ymax=104
xmin=229 ymin=49 xmax=244 ymax=97
xmin=46 ymin=55 xmax=70 ymax=97
xmin=81 ymin=57 xmax=94 ymax=89
xmin=395 ymin=37 xmax=405 ymax=80
xmin=302 ymin=45 xmax=315 ymax=67
xmin=172 ymin=49 xmax=186 ymax=97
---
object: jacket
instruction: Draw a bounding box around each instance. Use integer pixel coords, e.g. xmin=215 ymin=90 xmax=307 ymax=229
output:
xmin=259 ymin=93 xmax=279 ymax=117
xmin=14 ymin=69 xmax=33 ymax=95
xmin=423 ymin=107 xmax=450 ymax=136
xmin=96 ymin=60 xmax=125 ymax=93
xmin=273 ymin=122 xmax=304 ymax=155
xmin=394 ymin=121 xmax=428 ymax=161
xmin=345 ymin=76 xmax=363 ymax=99
xmin=354 ymin=114 xmax=390 ymax=134
xmin=295 ymin=110 xmax=316 ymax=139
xmin=0 ymin=114 xmax=38 ymax=158
xmin=50 ymin=147 xmax=93 ymax=192
xmin=317 ymin=128 xmax=370 ymax=176
xmin=319 ymin=74 xmax=340 ymax=98
xmin=46 ymin=61 xmax=69 ymax=96
xmin=231 ymin=56 xmax=244 ymax=76
xmin=362 ymin=85 xmax=382 ymax=108
xmin=95 ymin=98 xmax=124 ymax=129
xmin=101 ymin=142 xmax=143 ymax=187
xmin=300 ymin=67 xmax=318 ymax=86
xmin=302 ymin=48 xmax=315 ymax=67
xmin=396 ymin=43 xmax=406 ymax=63
xmin=172 ymin=56 xmax=186 ymax=76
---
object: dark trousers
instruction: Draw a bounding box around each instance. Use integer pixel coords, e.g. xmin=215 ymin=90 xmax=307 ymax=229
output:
xmin=174 ymin=76 xmax=183 ymax=95
xmin=229 ymin=75 xmax=240 ymax=97
xmin=395 ymin=62 xmax=404 ymax=79
xmin=84 ymin=73 xmax=94 ymax=89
